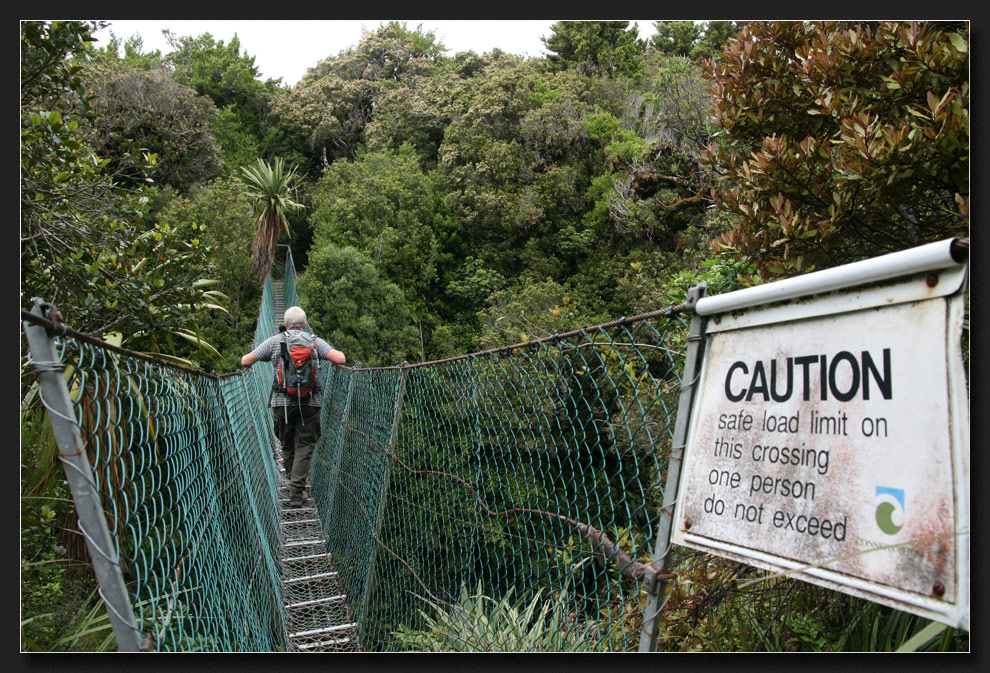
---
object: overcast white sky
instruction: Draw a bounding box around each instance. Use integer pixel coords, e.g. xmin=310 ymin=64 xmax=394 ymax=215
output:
xmin=93 ymin=20 xmax=659 ymax=87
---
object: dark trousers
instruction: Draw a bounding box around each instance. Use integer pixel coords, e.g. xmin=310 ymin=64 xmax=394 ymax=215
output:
xmin=273 ymin=404 xmax=322 ymax=498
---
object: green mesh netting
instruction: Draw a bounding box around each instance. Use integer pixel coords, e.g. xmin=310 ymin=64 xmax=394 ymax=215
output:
xmin=25 ymin=250 xmax=691 ymax=652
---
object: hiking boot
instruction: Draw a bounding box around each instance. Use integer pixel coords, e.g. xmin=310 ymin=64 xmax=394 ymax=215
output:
xmin=301 ymin=490 xmax=310 ymax=503
xmin=289 ymin=495 xmax=303 ymax=508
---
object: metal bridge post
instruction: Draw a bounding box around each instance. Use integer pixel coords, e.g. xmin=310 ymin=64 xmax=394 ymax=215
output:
xmin=357 ymin=365 xmax=410 ymax=644
xmin=638 ymin=284 xmax=708 ymax=652
xmin=329 ymin=374 xmax=356 ymax=483
xmin=22 ymin=299 xmax=143 ymax=652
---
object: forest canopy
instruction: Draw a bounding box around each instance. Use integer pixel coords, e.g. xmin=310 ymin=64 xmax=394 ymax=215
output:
xmin=21 ymin=19 xmax=969 ymax=368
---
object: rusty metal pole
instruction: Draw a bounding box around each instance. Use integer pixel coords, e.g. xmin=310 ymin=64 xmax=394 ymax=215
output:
xmin=356 ymin=365 xmax=410 ymax=644
xmin=22 ymin=299 xmax=143 ymax=651
xmin=638 ymin=283 xmax=708 ymax=652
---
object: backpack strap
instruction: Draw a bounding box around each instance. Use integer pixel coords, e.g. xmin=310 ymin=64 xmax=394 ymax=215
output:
xmin=311 ymin=340 xmax=322 ymax=391
xmin=272 ymin=332 xmax=290 ymax=395
xmin=279 ymin=333 xmax=291 ymax=370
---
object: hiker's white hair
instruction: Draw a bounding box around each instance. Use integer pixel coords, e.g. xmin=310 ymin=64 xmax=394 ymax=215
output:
xmin=284 ymin=306 xmax=307 ymax=328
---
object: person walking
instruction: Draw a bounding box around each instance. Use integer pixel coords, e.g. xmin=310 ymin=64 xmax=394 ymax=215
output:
xmin=241 ymin=306 xmax=346 ymax=507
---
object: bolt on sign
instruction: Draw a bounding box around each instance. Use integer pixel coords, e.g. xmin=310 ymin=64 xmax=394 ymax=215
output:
xmin=671 ymin=239 xmax=969 ymax=630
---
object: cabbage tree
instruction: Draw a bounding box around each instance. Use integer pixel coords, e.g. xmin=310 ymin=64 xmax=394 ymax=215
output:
xmin=238 ymin=157 xmax=305 ymax=280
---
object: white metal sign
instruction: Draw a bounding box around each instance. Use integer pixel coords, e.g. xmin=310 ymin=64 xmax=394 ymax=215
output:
xmin=672 ymin=262 xmax=969 ymax=629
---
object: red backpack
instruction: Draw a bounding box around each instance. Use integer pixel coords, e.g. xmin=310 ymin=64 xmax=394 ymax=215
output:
xmin=277 ymin=330 xmax=319 ymax=398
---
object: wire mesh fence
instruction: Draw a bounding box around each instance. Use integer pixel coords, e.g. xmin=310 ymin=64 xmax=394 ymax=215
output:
xmin=315 ymin=314 xmax=691 ymax=651
xmin=23 ymin=248 xmax=693 ymax=652
xmin=22 ymin=317 xmax=288 ymax=651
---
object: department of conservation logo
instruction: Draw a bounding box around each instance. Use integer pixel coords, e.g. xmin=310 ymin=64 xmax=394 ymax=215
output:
xmin=875 ymin=486 xmax=905 ymax=535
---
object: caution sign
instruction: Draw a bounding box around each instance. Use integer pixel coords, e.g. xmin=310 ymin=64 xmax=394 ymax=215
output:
xmin=672 ymin=266 xmax=969 ymax=630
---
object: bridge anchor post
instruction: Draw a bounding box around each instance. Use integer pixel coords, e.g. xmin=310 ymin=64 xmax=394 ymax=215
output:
xmin=637 ymin=283 xmax=708 ymax=653
xmin=22 ymin=298 xmax=144 ymax=652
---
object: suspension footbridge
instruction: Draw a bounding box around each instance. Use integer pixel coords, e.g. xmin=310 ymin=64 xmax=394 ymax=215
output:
xmin=22 ymin=246 xmax=692 ymax=651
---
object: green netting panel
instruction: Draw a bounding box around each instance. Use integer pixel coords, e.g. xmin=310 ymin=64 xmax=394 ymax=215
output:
xmin=255 ymin=274 xmax=277 ymax=346
xmin=311 ymin=366 xmax=404 ymax=646
xmin=314 ymin=314 xmax=690 ymax=651
xmin=49 ymin=332 xmax=289 ymax=651
xmin=282 ymin=248 xmax=299 ymax=310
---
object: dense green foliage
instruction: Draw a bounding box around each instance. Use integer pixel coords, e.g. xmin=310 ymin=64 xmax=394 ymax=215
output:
xmin=82 ymin=61 xmax=224 ymax=192
xmin=310 ymin=145 xmax=439 ymax=316
xmin=298 ymin=245 xmax=419 ymax=367
xmin=543 ymin=21 xmax=646 ymax=78
xmin=155 ymin=177 xmax=260 ymax=371
xmin=21 ymin=21 xmax=224 ymax=356
xmin=650 ymin=21 xmax=742 ymax=63
xmin=25 ymin=15 xmax=967 ymax=402
xmin=21 ymin=19 xmax=969 ymax=651
xmin=703 ymin=21 xmax=969 ymax=281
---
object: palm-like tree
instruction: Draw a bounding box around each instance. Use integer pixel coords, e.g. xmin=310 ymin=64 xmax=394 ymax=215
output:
xmin=238 ymin=157 xmax=305 ymax=281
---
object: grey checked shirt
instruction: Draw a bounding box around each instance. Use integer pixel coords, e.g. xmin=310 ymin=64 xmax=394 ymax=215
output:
xmin=253 ymin=329 xmax=334 ymax=407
